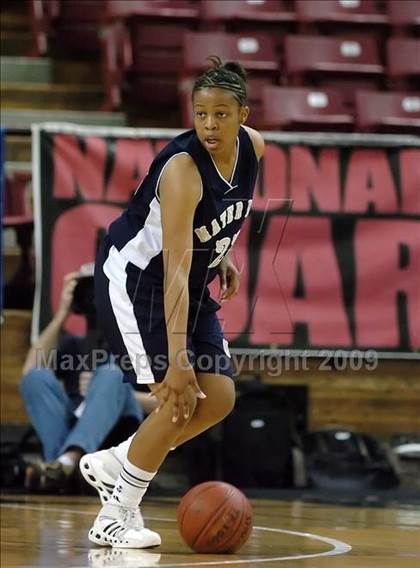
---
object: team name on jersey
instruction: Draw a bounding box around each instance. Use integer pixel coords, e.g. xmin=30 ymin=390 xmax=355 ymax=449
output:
xmin=194 ymin=199 xmax=253 ymax=243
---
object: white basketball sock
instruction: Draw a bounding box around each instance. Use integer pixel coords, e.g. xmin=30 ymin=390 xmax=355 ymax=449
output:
xmin=112 ymin=434 xmax=135 ymax=463
xmin=110 ymin=458 xmax=156 ymax=509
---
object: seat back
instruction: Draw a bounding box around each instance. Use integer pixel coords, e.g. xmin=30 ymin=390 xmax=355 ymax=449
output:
xmin=54 ymin=0 xmax=102 ymax=54
xmin=355 ymin=91 xmax=420 ymax=132
xmin=105 ymin=0 xmax=198 ymax=20
xmin=387 ymin=38 xmax=420 ymax=78
xmin=180 ymin=31 xmax=278 ymax=127
xmin=201 ymin=0 xmax=295 ymax=23
xmin=285 ymin=35 xmax=383 ymax=79
xmin=183 ymin=31 xmax=278 ymax=74
xmin=29 ymin=0 xmax=100 ymax=55
xmin=262 ymin=85 xmax=353 ymax=130
xmin=295 ymin=0 xmax=387 ymax=24
xmin=130 ymin=23 xmax=194 ymax=74
xmin=387 ymin=0 xmax=420 ymax=29
xmin=284 ymin=35 xmax=386 ymax=101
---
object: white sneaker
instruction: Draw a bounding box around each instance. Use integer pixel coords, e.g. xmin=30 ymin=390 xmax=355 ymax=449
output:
xmin=89 ymin=503 xmax=161 ymax=549
xmin=80 ymin=449 xmax=121 ymax=505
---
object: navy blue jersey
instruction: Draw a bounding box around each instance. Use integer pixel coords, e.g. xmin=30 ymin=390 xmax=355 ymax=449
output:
xmin=108 ymin=127 xmax=258 ymax=299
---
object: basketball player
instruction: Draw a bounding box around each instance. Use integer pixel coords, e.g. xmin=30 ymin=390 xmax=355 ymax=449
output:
xmin=82 ymin=57 xmax=264 ymax=548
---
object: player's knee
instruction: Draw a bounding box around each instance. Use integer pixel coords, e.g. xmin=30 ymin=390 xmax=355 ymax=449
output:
xmin=20 ymin=368 xmax=56 ymax=396
xmin=208 ymin=376 xmax=236 ymax=422
xmin=93 ymin=367 xmax=123 ymax=391
xmin=218 ymin=377 xmax=236 ymax=418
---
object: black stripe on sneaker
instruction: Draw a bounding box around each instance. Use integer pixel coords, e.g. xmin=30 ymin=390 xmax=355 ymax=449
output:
xmin=108 ymin=526 xmax=122 ymax=536
xmin=103 ymin=521 xmax=119 ymax=534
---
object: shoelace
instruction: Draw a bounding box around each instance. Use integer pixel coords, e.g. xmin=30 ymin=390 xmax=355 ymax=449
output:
xmin=119 ymin=506 xmax=144 ymax=531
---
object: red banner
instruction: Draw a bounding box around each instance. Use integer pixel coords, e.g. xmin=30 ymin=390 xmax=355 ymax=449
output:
xmin=33 ymin=125 xmax=420 ymax=355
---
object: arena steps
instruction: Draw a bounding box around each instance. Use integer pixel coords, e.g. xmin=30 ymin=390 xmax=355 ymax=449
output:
xmin=0 ymin=5 xmax=29 ymax=31
xmin=1 ymin=109 xmax=127 ymax=132
xmin=1 ymin=81 xmax=105 ymax=111
xmin=52 ymin=59 xmax=103 ymax=85
xmin=1 ymin=56 xmax=52 ymax=83
xmin=1 ymin=55 xmax=103 ymax=85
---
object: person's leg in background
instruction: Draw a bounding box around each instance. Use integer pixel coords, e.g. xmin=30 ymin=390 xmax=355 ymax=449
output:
xmin=20 ymin=368 xmax=75 ymax=489
xmin=62 ymin=363 xmax=143 ymax=459
xmin=67 ymin=363 xmax=144 ymax=500
xmin=20 ymin=368 xmax=75 ymax=461
xmin=20 ymin=365 xmax=143 ymax=492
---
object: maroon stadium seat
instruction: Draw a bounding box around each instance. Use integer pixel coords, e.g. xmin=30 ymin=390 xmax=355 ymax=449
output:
xmin=200 ymin=0 xmax=295 ymax=24
xmin=183 ymin=31 xmax=278 ymax=74
xmin=180 ymin=31 xmax=279 ymax=128
xmin=101 ymin=0 xmax=199 ymax=109
xmin=295 ymin=0 xmax=387 ymax=32
xmin=199 ymin=0 xmax=295 ymax=55
xmin=387 ymin=0 xmax=420 ymax=35
xmin=387 ymin=38 xmax=420 ymax=90
xmin=262 ymin=85 xmax=354 ymax=131
xmin=105 ymin=0 xmax=198 ymax=20
xmin=355 ymin=90 xmax=420 ymax=133
xmin=285 ymin=35 xmax=384 ymax=90
xmin=29 ymin=0 xmax=102 ymax=56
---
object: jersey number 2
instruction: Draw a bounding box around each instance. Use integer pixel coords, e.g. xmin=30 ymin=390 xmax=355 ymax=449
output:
xmin=208 ymin=231 xmax=239 ymax=268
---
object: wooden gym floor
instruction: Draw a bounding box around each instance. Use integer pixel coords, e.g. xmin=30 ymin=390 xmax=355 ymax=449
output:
xmin=1 ymin=494 xmax=419 ymax=567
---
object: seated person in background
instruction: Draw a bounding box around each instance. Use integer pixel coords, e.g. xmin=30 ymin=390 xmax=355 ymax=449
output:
xmin=20 ymin=266 xmax=157 ymax=492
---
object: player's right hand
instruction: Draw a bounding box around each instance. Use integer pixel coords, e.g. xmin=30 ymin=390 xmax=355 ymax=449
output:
xmin=153 ymin=364 xmax=206 ymax=424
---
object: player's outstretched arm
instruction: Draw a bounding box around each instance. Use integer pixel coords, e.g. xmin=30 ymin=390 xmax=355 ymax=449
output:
xmin=154 ymin=155 xmax=206 ymax=422
xmin=22 ymin=271 xmax=79 ymax=375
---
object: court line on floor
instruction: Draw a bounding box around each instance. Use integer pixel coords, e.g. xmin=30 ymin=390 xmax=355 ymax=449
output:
xmin=1 ymin=503 xmax=352 ymax=565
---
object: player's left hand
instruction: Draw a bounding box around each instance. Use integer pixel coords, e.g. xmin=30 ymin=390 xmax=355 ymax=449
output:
xmin=218 ymin=256 xmax=240 ymax=303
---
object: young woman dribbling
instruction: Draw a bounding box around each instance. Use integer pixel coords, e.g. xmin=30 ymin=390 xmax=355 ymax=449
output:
xmin=82 ymin=56 xmax=265 ymax=548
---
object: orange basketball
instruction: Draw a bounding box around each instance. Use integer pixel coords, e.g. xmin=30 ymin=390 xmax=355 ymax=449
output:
xmin=177 ymin=481 xmax=253 ymax=554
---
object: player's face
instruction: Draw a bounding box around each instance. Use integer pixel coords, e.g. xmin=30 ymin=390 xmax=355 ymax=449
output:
xmin=193 ymin=88 xmax=249 ymax=156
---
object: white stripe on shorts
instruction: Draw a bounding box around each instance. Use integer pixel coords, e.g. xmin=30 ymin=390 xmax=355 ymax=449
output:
xmin=103 ymin=245 xmax=155 ymax=384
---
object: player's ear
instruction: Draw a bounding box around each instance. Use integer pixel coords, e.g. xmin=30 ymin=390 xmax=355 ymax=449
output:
xmin=240 ymin=106 xmax=250 ymax=125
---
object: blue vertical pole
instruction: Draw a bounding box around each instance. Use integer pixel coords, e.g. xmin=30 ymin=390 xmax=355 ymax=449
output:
xmin=0 ymin=127 xmax=5 ymax=321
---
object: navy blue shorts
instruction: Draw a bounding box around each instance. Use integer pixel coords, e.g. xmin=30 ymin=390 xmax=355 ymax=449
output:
xmin=94 ymin=236 xmax=233 ymax=385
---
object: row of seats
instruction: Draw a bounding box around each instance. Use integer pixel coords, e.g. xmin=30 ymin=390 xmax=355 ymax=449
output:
xmin=108 ymin=30 xmax=420 ymax=128
xmin=27 ymin=1 xmax=420 ymax=131
xmin=30 ymin=0 xmax=420 ymax=58
xmin=260 ymin=88 xmax=420 ymax=132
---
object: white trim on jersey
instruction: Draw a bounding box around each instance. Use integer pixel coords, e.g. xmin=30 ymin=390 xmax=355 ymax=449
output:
xmin=118 ymin=151 xmax=203 ymax=270
xmin=120 ymin=197 xmax=162 ymax=269
xmin=103 ymin=246 xmax=155 ymax=384
xmin=209 ymin=136 xmax=240 ymax=190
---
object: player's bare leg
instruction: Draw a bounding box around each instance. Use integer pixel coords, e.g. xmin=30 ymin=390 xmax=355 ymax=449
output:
xmin=171 ymin=373 xmax=235 ymax=448
xmin=88 ymin=378 xmax=198 ymax=548
xmin=127 ymin=384 xmax=198 ymax=472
